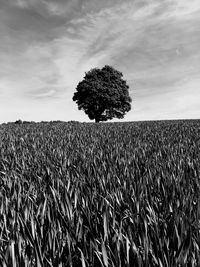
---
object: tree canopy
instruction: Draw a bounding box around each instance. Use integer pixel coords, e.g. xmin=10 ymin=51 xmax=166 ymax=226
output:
xmin=72 ymin=65 xmax=132 ymax=122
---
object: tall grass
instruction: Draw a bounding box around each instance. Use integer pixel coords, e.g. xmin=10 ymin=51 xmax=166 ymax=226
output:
xmin=0 ymin=120 xmax=200 ymax=266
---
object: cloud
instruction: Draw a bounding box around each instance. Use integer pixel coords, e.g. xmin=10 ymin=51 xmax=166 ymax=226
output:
xmin=166 ymin=0 xmax=200 ymax=18
xmin=28 ymin=88 xmax=56 ymax=98
xmin=67 ymin=0 xmax=200 ymax=81
xmin=7 ymin=0 xmax=84 ymax=17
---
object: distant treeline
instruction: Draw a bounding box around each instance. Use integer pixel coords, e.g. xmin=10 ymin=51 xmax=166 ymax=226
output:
xmin=13 ymin=120 xmax=81 ymax=125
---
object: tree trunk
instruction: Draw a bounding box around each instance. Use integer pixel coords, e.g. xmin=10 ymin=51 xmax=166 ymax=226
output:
xmin=95 ymin=118 xmax=100 ymax=123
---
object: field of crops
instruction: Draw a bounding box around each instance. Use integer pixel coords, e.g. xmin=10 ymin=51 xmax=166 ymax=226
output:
xmin=0 ymin=120 xmax=200 ymax=266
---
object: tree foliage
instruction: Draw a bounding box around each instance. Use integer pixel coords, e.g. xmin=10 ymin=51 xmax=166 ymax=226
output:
xmin=72 ymin=65 xmax=132 ymax=122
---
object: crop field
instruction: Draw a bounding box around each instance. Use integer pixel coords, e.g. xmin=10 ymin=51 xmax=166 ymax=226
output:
xmin=0 ymin=120 xmax=200 ymax=266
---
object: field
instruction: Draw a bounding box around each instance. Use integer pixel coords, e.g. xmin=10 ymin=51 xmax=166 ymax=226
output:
xmin=0 ymin=120 xmax=200 ymax=266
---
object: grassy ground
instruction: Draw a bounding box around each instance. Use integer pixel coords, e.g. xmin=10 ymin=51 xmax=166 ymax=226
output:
xmin=0 ymin=120 xmax=200 ymax=266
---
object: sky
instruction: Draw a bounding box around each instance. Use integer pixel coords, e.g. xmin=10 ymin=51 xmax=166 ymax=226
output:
xmin=0 ymin=0 xmax=199 ymax=123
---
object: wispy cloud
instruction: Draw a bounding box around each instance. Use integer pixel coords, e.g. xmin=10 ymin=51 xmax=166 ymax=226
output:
xmin=7 ymin=0 xmax=84 ymax=17
xmin=28 ymin=88 xmax=57 ymax=99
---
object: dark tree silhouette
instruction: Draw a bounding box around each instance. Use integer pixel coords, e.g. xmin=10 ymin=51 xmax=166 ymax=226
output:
xmin=72 ymin=65 xmax=132 ymax=122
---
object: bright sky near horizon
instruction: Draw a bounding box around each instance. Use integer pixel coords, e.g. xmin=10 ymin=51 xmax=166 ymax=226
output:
xmin=0 ymin=0 xmax=199 ymax=123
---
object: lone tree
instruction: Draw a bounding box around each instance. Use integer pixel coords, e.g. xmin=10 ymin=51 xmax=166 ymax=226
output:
xmin=72 ymin=65 xmax=132 ymax=122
